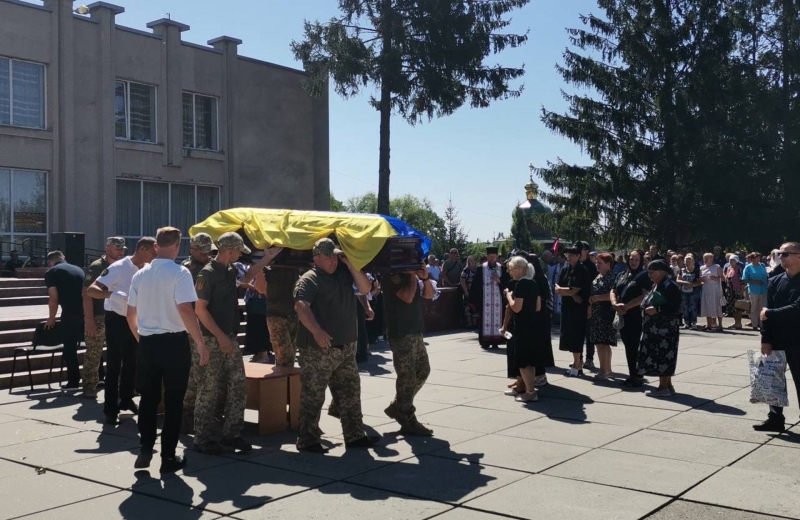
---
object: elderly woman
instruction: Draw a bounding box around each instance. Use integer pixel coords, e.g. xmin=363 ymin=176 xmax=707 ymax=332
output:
xmin=502 ymin=256 xmax=544 ymax=402
xmin=700 ymin=252 xmax=725 ymax=331
xmin=555 ymin=245 xmax=591 ymax=377
xmin=676 ymin=254 xmax=702 ymax=329
xmin=725 ymin=256 xmax=744 ymax=329
xmin=637 ymin=259 xmax=683 ymax=397
xmin=610 ymin=250 xmax=652 ymax=387
xmin=588 ymin=253 xmax=617 ymax=380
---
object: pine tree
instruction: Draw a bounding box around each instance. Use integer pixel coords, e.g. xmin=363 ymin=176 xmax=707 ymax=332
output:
xmin=292 ymin=0 xmax=530 ymax=215
xmin=443 ymin=195 xmax=469 ymax=253
xmin=510 ymin=206 xmax=533 ymax=252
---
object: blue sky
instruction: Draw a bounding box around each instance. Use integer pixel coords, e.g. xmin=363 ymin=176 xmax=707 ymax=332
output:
xmin=105 ymin=0 xmax=599 ymax=242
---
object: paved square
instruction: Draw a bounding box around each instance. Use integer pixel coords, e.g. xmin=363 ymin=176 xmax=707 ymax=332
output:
xmin=1 ymin=327 xmax=797 ymax=519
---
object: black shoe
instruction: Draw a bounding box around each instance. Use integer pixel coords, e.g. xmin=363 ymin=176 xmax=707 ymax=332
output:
xmin=298 ymin=443 xmax=328 ymax=454
xmin=96 ymin=381 xmax=105 ymax=389
xmin=220 ymin=437 xmax=252 ymax=453
xmin=345 ymin=435 xmax=381 ymax=449
xmin=752 ymin=419 xmax=785 ymax=433
xmin=480 ymin=345 xmax=490 ymax=350
xmin=193 ymin=441 xmax=224 ymax=455
xmin=355 ymin=355 xmax=369 ymax=363
xmin=327 ymin=405 xmax=340 ymax=419
xmin=490 ymin=344 xmax=499 ymax=349
xmin=61 ymin=382 xmax=81 ymax=392
xmin=120 ymin=401 xmax=139 ymax=415
xmin=134 ymin=448 xmax=153 ymax=469
xmin=160 ymin=455 xmax=187 ymax=474
xmin=105 ymin=414 xmax=119 ymax=425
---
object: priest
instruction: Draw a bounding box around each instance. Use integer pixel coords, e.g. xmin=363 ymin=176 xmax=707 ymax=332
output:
xmin=469 ymin=247 xmax=508 ymax=349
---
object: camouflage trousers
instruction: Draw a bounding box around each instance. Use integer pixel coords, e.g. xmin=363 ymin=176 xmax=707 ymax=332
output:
xmin=297 ymin=341 xmax=366 ymax=449
xmin=389 ymin=334 xmax=430 ymax=424
xmin=267 ymin=316 xmax=298 ymax=367
xmin=182 ymin=336 xmax=202 ymax=414
xmin=194 ymin=336 xmax=247 ymax=444
xmin=82 ymin=315 xmax=106 ymax=391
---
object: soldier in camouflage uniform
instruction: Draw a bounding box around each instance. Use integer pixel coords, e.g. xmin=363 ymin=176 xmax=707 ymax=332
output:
xmin=81 ymin=237 xmax=126 ymax=399
xmin=382 ymin=267 xmax=437 ymax=436
xmin=193 ymin=232 xmax=251 ymax=454
xmin=180 ymin=233 xmax=214 ymax=433
xmin=293 ymin=238 xmax=378 ymax=453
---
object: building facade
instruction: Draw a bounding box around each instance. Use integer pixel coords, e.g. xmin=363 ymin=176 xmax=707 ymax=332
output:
xmin=0 ymin=0 xmax=329 ymax=256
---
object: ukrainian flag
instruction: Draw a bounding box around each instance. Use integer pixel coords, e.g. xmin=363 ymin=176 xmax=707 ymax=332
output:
xmin=189 ymin=208 xmax=430 ymax=271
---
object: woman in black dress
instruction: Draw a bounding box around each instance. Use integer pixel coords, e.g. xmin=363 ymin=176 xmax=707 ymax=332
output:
xmin=555 ymin=245 xmax=591 ymax=377
xmin=528 ymin=253 xmax=555 ymax=387
xmin=503 ymin=256 xmax=544 ymax=402
xmin=588 ymin=253 xmax=618 ymax=380
xmin=637 ymin=259 xmax=682 ymax=397
xmin=610 ymin=250 xmax=652 ymax=387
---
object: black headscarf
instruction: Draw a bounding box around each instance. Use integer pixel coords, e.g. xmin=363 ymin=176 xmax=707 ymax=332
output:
xmin=628 ymin=249 xmax=646 ymax=275
xmin=647 ymin=259 xmax=673 ymax=275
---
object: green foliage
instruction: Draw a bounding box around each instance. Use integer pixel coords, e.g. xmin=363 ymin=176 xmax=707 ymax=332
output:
xmin=510 ymin=206 xmax=533 ymax=253
xmin=292 ymin=0 xmax=531 ymax=214
xmin=537 ymin=0 xmax=800 ymax=252
xmin=443 ymin=195 xmax=469 ymax=255
xmin=463 ymin=242 xmax=488 ymax=260
xmin=330 ymin=193 xmax=346 ymax=212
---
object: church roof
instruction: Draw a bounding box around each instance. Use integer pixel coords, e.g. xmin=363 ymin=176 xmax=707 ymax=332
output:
xmin=518 ymin=198 xmax=552 ymax=214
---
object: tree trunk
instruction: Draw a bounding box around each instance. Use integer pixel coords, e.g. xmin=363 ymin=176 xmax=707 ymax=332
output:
xmin=377 ymin=0 xmax=393 ymax=216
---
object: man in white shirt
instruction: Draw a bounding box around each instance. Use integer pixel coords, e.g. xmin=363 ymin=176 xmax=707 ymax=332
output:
xmin=88 ymin=237 xmax=156 ymax=425
xmin=426 ymin=255 xmax=441 ymax=282
xmin=127 ymin=227 xmax=208 ymax=474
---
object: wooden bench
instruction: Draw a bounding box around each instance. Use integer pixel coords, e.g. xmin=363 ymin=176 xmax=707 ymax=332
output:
xmin=244 ymin=363 xmax=301 ymax=435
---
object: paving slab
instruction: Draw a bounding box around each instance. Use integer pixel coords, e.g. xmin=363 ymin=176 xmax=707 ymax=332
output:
xmin=644 ymin=500 xmax=785 ymax=520
xmin=550 ymin=402 xmax=680 ymax=428
xmin=544 ymin=448 xmax=720 ymax=496
xmin=0 ymin=464 xmax=117 ymax=519
xmin=0 ymin=412 xmax=26 ymax=425
xmin=670 ymin=370 xmax=751 ymax=388
xmin=22 ymin=490 xmax=221 ymax=519
xmin=598 ymin=382 xmax=741 ymax=412
xmin=464 ymin=474 xmax=669 ymax=520
xmin=692 ymin=357 xmax=751 ymax=376
xmin=231 ymin=481 xmax=453 ymax=520
xmin=0 ymin=429 xmax=138 ymax=467
xmin=604 ymin=428 xmax=758 ymax=466
xmin=463 ymin=393 xmax=583 ymax=417
xmin=535 ymin=376 xmax=624 ymax=402
xmin=498 ymin=417 xmax=639 ymax=448
xmin=679 ymin=346 xmax=747 ymax=357
xmin=430 ymin=433 xmax=590 ymax=473
xmin=0 ymin=419 xmax=80 ymax=448
xmin=674 ymin=354 xmax=729 ymax=373
xmin=651 ymin=412 xmax=779 ymax=444
xmin=417 ymin=405 xmax=536 ymax=434
xmin=134 ymin=459 xmax=331 ymax=515
xmin=345 ymin=454 xmax=528 ymax=504
xmin=358 ymin=395 xmax=454 ymax=419
xmin=414 ymin=384 xmax=499 ymax=406
xmin=693 ymin=387 xmax=799 ymax=420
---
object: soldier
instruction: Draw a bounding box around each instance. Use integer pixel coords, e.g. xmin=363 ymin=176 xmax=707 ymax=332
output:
xmin=88 ymin=237 xmax=156 ymax=425
xmin=293 ymin=238 xmax=377 ymax=453
xmin=192 ymin=232 xmax=252 ymax=454
xmin=81 ymin=237 xmax=126 ymax=399
xmin=180 ymin=232 xmax=214 ymax=433
xmin=240 ymin=247 xmax=297 ymax=367
xmin=382 ymin=266 xmax=437 ymax=435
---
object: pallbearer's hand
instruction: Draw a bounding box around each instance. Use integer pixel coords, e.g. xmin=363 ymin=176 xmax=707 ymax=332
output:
xmin=218 ymin=336 xmax=235 ymax=355
xmin=197 ymin=344 xmax=210 ymax=366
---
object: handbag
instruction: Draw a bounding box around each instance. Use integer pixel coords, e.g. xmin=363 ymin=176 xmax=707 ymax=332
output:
xmin=718 ymin=278 xmax=727 ymax=307
xmin=650 ymin=289 xmax=667 ymax=307
xmin=734 ymin=299 xmax=750 ymax=311
xmin=613 ymin=313 xmax=624 ymax=330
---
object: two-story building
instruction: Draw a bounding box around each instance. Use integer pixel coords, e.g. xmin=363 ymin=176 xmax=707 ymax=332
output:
xmin=0 ymin=0 xmax=329 ymax=257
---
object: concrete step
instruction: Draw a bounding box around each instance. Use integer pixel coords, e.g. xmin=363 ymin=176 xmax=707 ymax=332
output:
xmin=0 ymin=296 xmax=49 ymax=307
xmin=0 ymin=318 xmax=46 ymax=333
xmin=15 ymin=268 xmax=49 ymax=279
xmin=0 ymin=278 xmax=45 ymax=288
xmin=0 ymin=287 xmax=48 ymax=298
xmin=0 ymin=328 xmax=35 ymax=346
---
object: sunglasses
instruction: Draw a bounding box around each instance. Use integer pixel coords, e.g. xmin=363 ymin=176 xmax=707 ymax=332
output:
xmin=779 ymin=252 xmax=800 ymax=258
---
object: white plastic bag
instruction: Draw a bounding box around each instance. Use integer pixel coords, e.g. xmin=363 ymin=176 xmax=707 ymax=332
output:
xmin=749 ymin=350 xmax=789 ymax=407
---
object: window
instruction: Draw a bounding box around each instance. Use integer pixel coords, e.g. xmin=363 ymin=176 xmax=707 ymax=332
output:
xmin=0 ymin=169 xmax=47 ymax=257
xmin=0 ymin=57 xmax=45 ymax=129
xmin=182 ymin=92 xmax=218 ymax=150
xmin=115 ymin=180 xmax=220 ymax=255
xmin=115 ymin=80 xmax=156 ymax=142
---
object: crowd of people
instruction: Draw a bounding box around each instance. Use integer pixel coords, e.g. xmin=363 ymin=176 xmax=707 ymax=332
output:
xmin=35 ymin=229 xmax=800 ymax=471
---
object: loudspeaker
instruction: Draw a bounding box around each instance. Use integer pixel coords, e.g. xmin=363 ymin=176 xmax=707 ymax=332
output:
xmin=50 ymin=232 xmax=85 ymax=266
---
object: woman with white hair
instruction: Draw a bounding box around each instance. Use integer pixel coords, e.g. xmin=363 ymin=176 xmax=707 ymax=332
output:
xmin=700 ymin=252 xmax=724 ymax=331
xmin=502 ymin=256 xmax=543 ymax=402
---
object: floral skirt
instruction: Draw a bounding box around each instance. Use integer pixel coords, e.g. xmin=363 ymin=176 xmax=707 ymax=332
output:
xmin=636 ymin=313 xmax=680 ymax=377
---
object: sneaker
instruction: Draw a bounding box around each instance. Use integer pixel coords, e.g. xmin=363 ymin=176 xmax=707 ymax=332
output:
xmin=504 ymin=389 xmax=520 ymax=397
xmin=193 ymin=441 xmax=224 ymax=456
xmin=646 ymin=388 xmax=672 ymax=398
xmin=81 ymin=388 xmax=98 ymax=399
xmin=134 ymin=448 xmax=153 ymax=469
xmin=593 ymin=372 xmax=608 ymax=381
xmin=220 ymin=437 xmax=253 ymax=453
xmin=160 ymin=455 xmax=187 ymax=474
xmin=752 ymin=419 xmax=785 ymax=433
xmin=400 ymin=421 xmax=434 ymax=437
xmin=533 ymin=375 xmax=548 ymax=387
xmin=564 ymin=368 xmax=583 ymax=377
xmin=119 ymin=401 xmax=139 ymax=415
xmin=298 ymin=443 xmax=329 ymax=454
xmin=515 ymin=392 xmax=538 ymax=403
xmin=384 ymin=402 xmax=398 ymax=420
xmin=345 ymin=435 xmax=381 ymax=448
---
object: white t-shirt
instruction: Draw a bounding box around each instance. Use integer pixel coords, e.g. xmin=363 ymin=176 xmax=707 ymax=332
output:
xmin=427 ymin=265 xmax=441 ymax=281
xmin=127 ymin=259 xmax=197 ymax=336
xmin=96 ymin=256 xmax=139 ymax=317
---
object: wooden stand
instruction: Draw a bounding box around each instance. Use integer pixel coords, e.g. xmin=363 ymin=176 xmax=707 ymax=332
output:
xmin=244 ymin=363 xmax=301 ymax=435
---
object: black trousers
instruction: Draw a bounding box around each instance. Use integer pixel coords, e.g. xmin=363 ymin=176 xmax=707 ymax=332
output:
xmin=356 ymin=304 xmax=369 ymax=359
xmin=244 ymin=311 xmax=270 ymax=354
xmin=769 ymin=347 xmax=800 ymax=420
xmin=104 ymin=312 xmax=138 ymax=416
xmin=61 ymin=317 xmax=83 ymax=385
xmin=137 ymin=332 xmax=191 ymax=459
xmin=620 ymin=316 xmax=643 ymax=377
